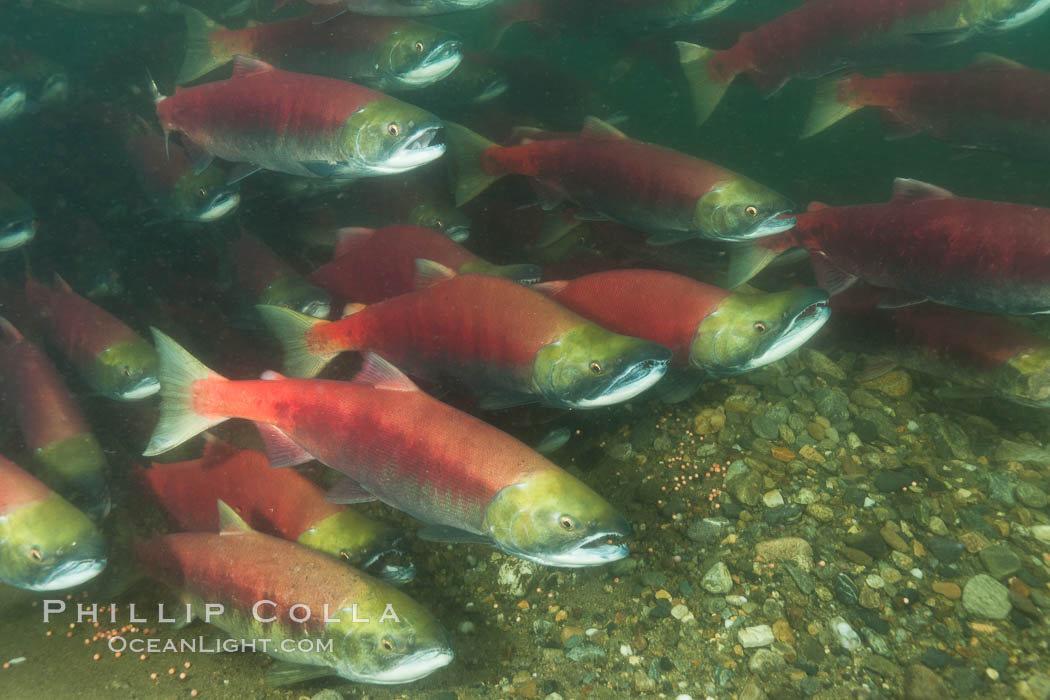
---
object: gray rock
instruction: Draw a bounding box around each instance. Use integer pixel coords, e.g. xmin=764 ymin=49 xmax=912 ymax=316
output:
xmin=751 ymin=414 xmax=780 ymax=440
xmin=803 ymin=349 xmax=846 ymax=381
xmin=906 ymin=664 xmax=949 ymax=699
xmin=983 ymin=472 xmax=1017 ymax=506
xmin=814 ymin=388 xmax=851 ymax=424
xmin=961 ymin=574 xmax=1012 ymax=619
xmin=610 ymin=557 xmax=638 ymax=576
xmin=566 ymin=643 xmax=606 ymax=662
xmin=728 ymin=470 xmax=763 ymax=506
xmin=701 ymin=561 xmax=733 ymax=595
xmin=748 ymin=648 xmax=785 ymax=675
xmin=919 ymin=414 xmax=970 ymax=460
xmin=686 ymin=519 xmax=724 ymax=545
xmin=1016 ymin=482 xmax=1048 ymax=509
xmin=978 ymin=545 xmax=1021 ymax=579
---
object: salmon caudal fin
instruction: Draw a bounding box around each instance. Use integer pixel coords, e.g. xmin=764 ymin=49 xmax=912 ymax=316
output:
xmin=444 ymin=122 xmax=504 ymax=206
xmin=177 ymin=6 xmax=231 ymax=85
xmin=255 ymin=305 xmax=338 ymax=378
xmin=800 ymin=77 xmax=863 ymax=139
xmin=675 ymin=42 xmax=731 ymax=126
xmin=144 ymin=328 xmax=228 ymax=457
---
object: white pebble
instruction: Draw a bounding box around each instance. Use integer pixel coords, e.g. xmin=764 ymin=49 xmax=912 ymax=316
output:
xmin=620 ymin=644 xmax=633 ymax=657
xmin=865 ymin=575 xmax=885 ymax=590
xmin=910 ymin=568 xmax=924 ymax=579
xmin=831 ymin=616 xmax=862 ymax=651
xmin=458 ymin=621 xmax=475 ymax=634
xmin=676 ymin=695 xmax=693 ymax=700
xmin=1032 ymin=525 xmax=1050 ymax=544
xmin=738 ymin=624 xmax=775 ymax=648
xmin=987 ymin=668 xmax=1000 ymax=681
xmin=6 ymin=657 xmax=25 ymax=665
xmin=762 ymin=490 xmax=784 ymax=507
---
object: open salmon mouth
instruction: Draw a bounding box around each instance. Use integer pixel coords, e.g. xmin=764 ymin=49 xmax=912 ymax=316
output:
xmin=384 ymin=125 xmax=446 ymax=172
xmin=0 ymin=218 xmax=35 ymax=251
xmin=401 ymin=41 xmax=463 ymax=87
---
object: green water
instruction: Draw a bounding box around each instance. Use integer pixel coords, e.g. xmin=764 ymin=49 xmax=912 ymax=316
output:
xmin=3 ymin=1 xmax=1050 ymax=698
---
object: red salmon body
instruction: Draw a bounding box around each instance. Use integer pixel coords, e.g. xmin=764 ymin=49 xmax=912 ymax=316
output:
xmin=175 ymin=376 xmax=544 ymax=532
xmin=309 ymin=225 xmax=484 ymax=304
xmin=785 ymin=181 xmax=1050 ymax=315
xmin=0 ymin=454 xmax=53 ymax=514
xmin=0 ymin=319 xmax=89 ymax=451
xmin=536 ymin=270 xmax=729 ymax=364
xmin=230 ymin=234 xmax=299 ymax=299
xmin=139 ymin=441 xmax=341 ymax=540
xmin=26 ymin=275 xmax=143 ymax=367
xmin=308 ymin=273 xmax=585 ymax=388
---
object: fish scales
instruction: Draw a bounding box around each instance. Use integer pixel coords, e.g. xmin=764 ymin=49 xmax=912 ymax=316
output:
xmin=190 ymin=377 xmax=535 ymax=531
xmin=312 ymin=275 xmax=584 ymax=377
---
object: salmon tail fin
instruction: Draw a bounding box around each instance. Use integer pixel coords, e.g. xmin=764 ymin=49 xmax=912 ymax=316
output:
xmin=727 ymin=242 xmax=785 ymax=289
xmin=178 ymin=6 xmax=231 ymax=85
xmin=144 ymin=328 xmax=228 ymax=457
xmin=484 ymin=0 xmax=541 ymax=50
xmin=801 ymin=76 xmax=862 ymax=139
xmin=675 ymin=42 xmax=731 ymax=125
xmin=444 ymin=122 xmax=503 ymax=206
xmin=255 ymin=305 xmax=338 ymax=378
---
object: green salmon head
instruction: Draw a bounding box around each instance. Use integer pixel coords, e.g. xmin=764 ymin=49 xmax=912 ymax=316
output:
xmin=341 ymin=97 xmax=445 ymax=175
xmin=327 ymin=584 xmax=452 ymax=684
xmin=0 ymin=182 xmax=35 ymax=251
xmin=694 ymin=178 xmax=796 ymax=241
xmin=33 ymin=432 xmax=111 ymax=520
xmin=259 ymin=275 xmax=332 ymax=319
xmin=977 ymin=0 xmax=1050 ymax=31
xmin=297 ymin=511 xmax=416 ymax=583
xmin=379 ymin=24 xmax=463 ymax=90
xmin=691 ymin=288 xmax=830 ymax=376
xmin=533 ymin=324 xmax=671 ymax=408
xmin=483 ymin=469 xmax=631 ymax=567
xmin=0 ymin=75 xmax=26 ymax=123
xmin=90 ymin=338 xmax=160 ymax=401
xmin=169 ymin=164 xmax=240 ymax=222
xmin=407 ymin=200 xmax=471 ymax=242
xmin=0 ymin=493 xmax=107 ymax=591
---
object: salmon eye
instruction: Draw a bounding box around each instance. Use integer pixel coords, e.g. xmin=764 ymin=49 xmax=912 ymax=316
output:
xmin=745 ymin=205 xmax=758 ymax=217
xmin=29 ymin=548 xmax=43 ymax=562
xmin=123 ymin=366 xmax=132 ymax=377
xmin=387 ymin=123 xmax=400 ymax=136
xmin=559 ymin=516 xmax=575 ymax=530
xmin=753 ymin=321 xmax=767 ymax=333
xmin=589 ymin=361 xmax=602 ymax=375
xmin=415 ymin=41 xmax=424 ymax=53
xmin=339 ymin=551 xmax=351 ymax=561
xmin=433 ymin=219 xmax=443 ymax=229
xmin=380 ymin=638 xmax=395 ymax=652
xmin=199 ymin=187 xmax=207 ymax=197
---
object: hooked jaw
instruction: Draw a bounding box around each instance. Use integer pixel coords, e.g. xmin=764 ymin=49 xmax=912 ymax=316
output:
xmin=0 ymin=217 xmax=36 ymax=251
xmin=351 ymin=647 xmax=455 ymax=685
xmin=399 ymin=41 xmax=464 ymax=88
xmin=195 ymin=189 xmax=241 ymax=222
xmin=743 ymin=292 xmax=830 ymax=371
xmin=25 ymin=554 xmax=108 ymax=592
xmin=0 ymin=83 xmax=26 ymax=123
xmin=572 ymin=354 xmax=669 ymax=408
xmin=382 ymin=125 xmax=446 ymax=172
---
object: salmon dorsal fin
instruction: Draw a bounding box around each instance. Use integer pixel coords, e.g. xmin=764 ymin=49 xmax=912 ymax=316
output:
xmin=970 ymin=53 xmax=1027 ymax=71
xmin=260 ymin=369 xmax=286 ymax=380
xmin=217 ymin=499 xmax=252 ymax=535
xmin=341 ymin=303 xmax=367 ymax=318
xmin=581 ymin=116 xmax=627 ymax=140
xmin=231 ymin=55 xmax=276 ymax=79
xmin=806 ymin=201 xmax=829 ymax=212
xmin=890 ymin=178 xmax=954 ymax=203
xmin=333 ymin=227 xmax=376 ymax=259
xmin=52 ymin=272 xmax=74 ymax=293
xmin=0 ymin=316 xmax=24 ymax=344
xmin=414 ymin=258 xmax=456 ymax=289
xmin=352 ymin=353 xmax=418 ymax=392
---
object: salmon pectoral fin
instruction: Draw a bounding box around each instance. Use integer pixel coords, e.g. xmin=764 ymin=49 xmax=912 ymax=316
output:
xmin=810 ymin=255 xmax=858 ymax=296
xmin=875 ymin=290 xmax=929 ymax=310
xmin=418 ymin=524 xmax=492 ymax=545
xmin=265 ymin=662 xmax=334 ymax=687
xmin=325 ymin=476 xmax=377 ymax=505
